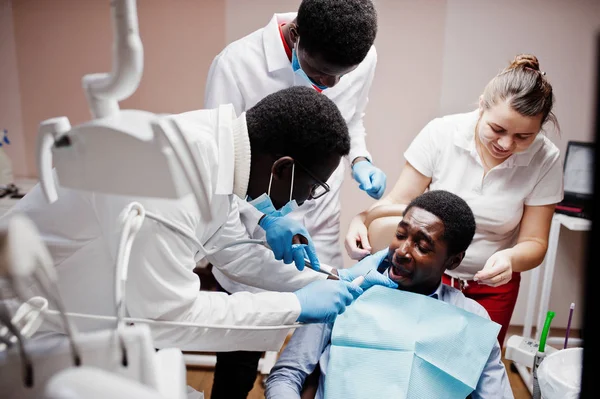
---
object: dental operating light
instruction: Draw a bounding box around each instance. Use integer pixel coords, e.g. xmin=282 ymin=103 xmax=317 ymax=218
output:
xmin=35 ymin=0 xmax=214 ymax=222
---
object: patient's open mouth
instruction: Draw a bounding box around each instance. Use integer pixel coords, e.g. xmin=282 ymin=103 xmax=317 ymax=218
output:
xmin=389 ymin=259 xmax=412 ymax=281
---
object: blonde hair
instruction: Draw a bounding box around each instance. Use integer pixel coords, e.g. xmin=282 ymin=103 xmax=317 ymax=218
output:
xmin=481 ymin=54 xmax=558 ymax=131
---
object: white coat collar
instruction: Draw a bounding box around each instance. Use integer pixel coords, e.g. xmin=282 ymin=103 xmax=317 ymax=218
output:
xmin=453 ymin=109 xmax=545 ymax=169
xmin=262 ymin=13 xmax=297 ymax=73
xmin=215 ymin=104 xmax=251 ymax=198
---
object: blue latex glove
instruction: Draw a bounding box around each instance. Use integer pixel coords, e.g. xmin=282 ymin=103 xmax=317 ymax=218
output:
xmin=358 ymin=269 xmax=398 ymax=290
xmin=352 ymin=160 xmax=387 ymax=199
xmin=259 ymin=215 xmax=320 ymax=272
xmin=294 ymin=280 xmax=363 ymax=324
xmin=338 ymin=249 xmax=390 ymax=282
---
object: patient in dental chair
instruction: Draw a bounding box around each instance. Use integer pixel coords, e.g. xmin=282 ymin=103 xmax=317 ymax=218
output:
xmin=265 ymin=190 xmax=513 ymax=399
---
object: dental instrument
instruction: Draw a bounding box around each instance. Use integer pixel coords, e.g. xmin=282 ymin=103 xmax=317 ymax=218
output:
xmin=533 ymin=310 xmax=555 ymax=399
xmin=351 ymin=275 xmax=365 ymax=286
xmin=303 ymin=258 xmax=339 ymax=280
xmin=563 ymin=302 xmax=575 ymax=349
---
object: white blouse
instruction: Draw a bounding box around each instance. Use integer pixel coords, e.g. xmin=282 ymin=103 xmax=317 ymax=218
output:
xmin=404 ymin=110 xmax=564 ymax=279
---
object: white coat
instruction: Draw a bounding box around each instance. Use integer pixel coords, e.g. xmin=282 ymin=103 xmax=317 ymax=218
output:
xmin=204 ymin=13 xmax=377 ymax=294
xmin=0 ymin=105 xmax=325 ymax=350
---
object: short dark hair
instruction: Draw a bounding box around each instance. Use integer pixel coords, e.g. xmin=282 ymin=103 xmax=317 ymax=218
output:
xmin=405 ymin=190 xmax=476 ymax=256
xmin=297 ymin=0 xmax=377 ymax=67
xmin=245 ymin=87 xmax=350 ymax=167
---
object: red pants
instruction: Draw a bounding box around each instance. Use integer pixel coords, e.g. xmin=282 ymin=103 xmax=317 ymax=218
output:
xmin=442 ymin=272 xmax=521 ymax=349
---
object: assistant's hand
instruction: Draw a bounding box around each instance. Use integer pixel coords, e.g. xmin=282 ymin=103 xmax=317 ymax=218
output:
xmin=473 ymin=251 xmax=513 ymax=287
xmin=352 ymin=160 xmax=387 ymax=200
xmin=294 ymin=280 xmax=363 ymax=324
xmin=337 ymin=249 xmax=388 ymax=282
xmin=260 ymin=215 xmax=320 ymax=272
xmin=344 ymin=214 xmax=371 ymax=260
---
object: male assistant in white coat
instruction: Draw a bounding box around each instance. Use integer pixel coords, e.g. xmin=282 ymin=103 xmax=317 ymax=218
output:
xmin=1 ymin=87 xmax=396 ymax=359
xmin=203 ymin=0 xmax=386 ymax=397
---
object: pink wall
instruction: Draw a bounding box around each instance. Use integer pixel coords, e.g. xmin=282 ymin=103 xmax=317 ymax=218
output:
xmin=0 ymin=0 xmax=26 ymax=178
xmin=439 ymin=0 xmax=600 ymax=329
xmin=225 ymin=0 xmax=300 ymax=43
xmin=352 ymin=0 xmax=448 ymax=232
xmin=11 ymin=0 xmax=225 ymax=178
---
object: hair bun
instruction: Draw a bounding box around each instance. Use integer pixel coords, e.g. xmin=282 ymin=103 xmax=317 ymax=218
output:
xmin=508 ymin=54 xmax=540 ymax=71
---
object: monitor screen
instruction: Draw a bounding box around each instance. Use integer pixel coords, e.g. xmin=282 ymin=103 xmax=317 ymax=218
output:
xmin=563 ymin=142 xmax=594 ymax=197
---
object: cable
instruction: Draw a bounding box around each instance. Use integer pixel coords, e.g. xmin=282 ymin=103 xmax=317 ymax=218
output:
xmin=32 ymin=269 xmax=81 ymax=366
xmin=0 ymin=301 xmax=33 ymax=386
xmin=114 ymin=202 xmax=146 ymax=366
xmin=41 ymin=308 xmax=302 ymax=331
xmin=143 ymin=209 xmax=267 ymax=256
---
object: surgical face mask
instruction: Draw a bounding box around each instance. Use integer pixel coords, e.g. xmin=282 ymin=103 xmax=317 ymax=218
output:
xmin=247 ymin=163 xmax=298 ymax=217
xmin=292 ymin=40 xmax=328 ymax=90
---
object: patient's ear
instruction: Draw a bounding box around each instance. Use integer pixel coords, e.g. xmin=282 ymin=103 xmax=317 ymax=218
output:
xmin=444 ymin=252 xmax=465 ymax=271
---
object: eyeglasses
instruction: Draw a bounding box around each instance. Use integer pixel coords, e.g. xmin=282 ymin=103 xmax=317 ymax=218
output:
xmin=294 ymin=160 xmax=330 ymax=200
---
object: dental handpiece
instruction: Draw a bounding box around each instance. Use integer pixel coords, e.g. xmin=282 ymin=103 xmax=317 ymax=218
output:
xmin=259 ymin=241 xmax=340 ymax=280
xmin=303 ymin=259 xmax=339 ymax=280
xmin=305 ymin=259 xmax=366 ymax=286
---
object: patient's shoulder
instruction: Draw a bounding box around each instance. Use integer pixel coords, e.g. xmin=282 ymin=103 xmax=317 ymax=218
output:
xmin=441 ymin=285 xmax=491 ymax=320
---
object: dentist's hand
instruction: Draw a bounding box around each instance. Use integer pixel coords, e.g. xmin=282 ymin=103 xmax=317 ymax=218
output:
xmin=259 ymin=215 xmax=320 ymax=272
xmin=358 ymin=270 xmax=398 ymax=290
xmin=352 ymin=159 xmax=387 ymax=200
xmin=337 ymin=249 xmax=389 ymax=282
xmin=294 ymin=280 xmax=363 ymax=324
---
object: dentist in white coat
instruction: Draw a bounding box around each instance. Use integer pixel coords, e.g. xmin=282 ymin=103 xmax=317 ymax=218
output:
xmin=205 ymin=0 xmax=385 ymax=272
xmin=203 ymin=0 xmax=386 ymax=397
xmin=1 ymin=87 xmax=392 ymax=352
